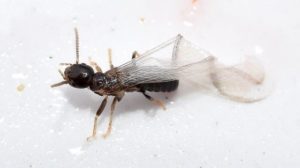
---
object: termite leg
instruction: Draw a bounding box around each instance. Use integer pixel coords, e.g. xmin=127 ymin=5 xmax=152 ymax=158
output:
xmin=142 ymin=92 xmax=166 ymax=110
xmin=102 ymin=96 xmax=118 ymax=139
xmin=50 ymin=69 xmax=68 ymax=88
xmin=132 ymin=51 xmax=140 ymax=66
xmin=87 ymin=95 xmax=108 ymax=141
xmin=58 ymin=69 xmax=65 ymax=79
xmin=108 ymin=48 xmax=114 ymax=69
xmin=89 ymin=57 xmax=102 ymax=72
xmin=132 ymin=51 xmax=140 ymax=59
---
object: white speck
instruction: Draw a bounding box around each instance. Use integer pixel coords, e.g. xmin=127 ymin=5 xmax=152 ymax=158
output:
xmin=0 ymin=52 xmax=9 ymax=58
xmin=72 ymin=17 xmax=78 ymax=24
xmin=49 ymin=129 xmax=54 ymax=133
xmin=183 ymin=21 xmax=193 ymax=27
xmin=69 ymin=146 xmax=85 ymax=156
xmin=12 ymin=73 xmax=28 ymax=79
xmin=51 ymin=89 xmax=62 ymax=96
xmin=0 ymin=139 xmax=7 ymax=146
xmin=26 ymin=64 xmax=33 ymax=69
xmin=150 ymin=19 xmax=156 ymax=23
xmin=89 ymin=13 xmax=95 ymax=19
xmin=189 ymin=11 xmax=195 ymax=16
xmin=255 ymin=45 xmax=264 ymax=55
xmin=46 ymin=150 xmax=53 ymax=154
xmin=0 ymin=117 xmax=4 ymax=124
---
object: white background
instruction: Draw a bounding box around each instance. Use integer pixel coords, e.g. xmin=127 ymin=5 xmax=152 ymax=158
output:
xmin=0 ymin=0 xmax=300 ymax=167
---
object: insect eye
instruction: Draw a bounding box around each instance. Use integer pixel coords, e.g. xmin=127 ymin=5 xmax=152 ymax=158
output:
xmin=81 ymin=72 xmax=88 ymax=78
xmin=97 ymin=81 xmax=104 ymax=86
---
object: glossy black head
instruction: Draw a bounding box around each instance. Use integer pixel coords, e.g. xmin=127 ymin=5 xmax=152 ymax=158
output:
xmin=64 ymin=63 xmax=94 ymax=88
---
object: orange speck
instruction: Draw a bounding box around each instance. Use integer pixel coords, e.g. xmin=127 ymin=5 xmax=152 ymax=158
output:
xmin=192 ymin=0 xmax=198 ymax=4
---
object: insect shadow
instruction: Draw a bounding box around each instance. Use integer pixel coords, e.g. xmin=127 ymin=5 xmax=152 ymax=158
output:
xmin=62 ymin=87 xmax=176 ymax=123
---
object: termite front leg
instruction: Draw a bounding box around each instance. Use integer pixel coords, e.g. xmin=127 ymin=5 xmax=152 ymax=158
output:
xmin=102 ymin=96 xmax=118 ymax=138
xmin=87 ymin=95 xmax=108 ymax=141
xmin=50 ymin=70 xmax=69 ymax=88
xmin=142 ymin=92 xmax=166 ymax=110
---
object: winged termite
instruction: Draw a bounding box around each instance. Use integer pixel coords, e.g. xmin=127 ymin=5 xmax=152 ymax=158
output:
xmin=51 ymin=28 xmax=268 ymax=140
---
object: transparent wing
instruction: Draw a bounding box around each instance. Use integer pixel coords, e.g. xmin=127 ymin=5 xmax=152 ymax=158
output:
xmin=115 ymin=35 xmax=269 ymax=102
xmin=116 ymin=35 xmax=213 ymax=85
xmin=210 ymin=57 xmax=270 ymax=102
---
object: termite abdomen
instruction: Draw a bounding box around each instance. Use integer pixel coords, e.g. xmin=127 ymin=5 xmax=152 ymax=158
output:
xmin=138 ymin=80 xmax=179 ymax=92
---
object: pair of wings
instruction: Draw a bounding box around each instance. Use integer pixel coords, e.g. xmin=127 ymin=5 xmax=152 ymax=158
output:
xmin=114 ymin=35 xmax=268 ymax=102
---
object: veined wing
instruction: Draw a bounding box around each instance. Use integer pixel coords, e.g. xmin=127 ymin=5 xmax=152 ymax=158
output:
xmin=116 ymin=35 xmax=214 ymax=86
xmin=115 ymin=35 xmax=269 ymax=102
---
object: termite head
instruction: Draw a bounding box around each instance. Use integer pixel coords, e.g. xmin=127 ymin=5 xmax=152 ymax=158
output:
xmin=51 ymin=63 xmax=95 ymax=89
xmin=64 ymin=63 xmax=94 ymax=88
xmin=51 ymin=28 xmax=94 ymax=89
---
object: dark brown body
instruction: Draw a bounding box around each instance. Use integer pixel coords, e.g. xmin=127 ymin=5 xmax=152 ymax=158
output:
xmin=90 ymin=68 xmax=179 ymax=97
xmin=51 ymin=28 xmax=179 ymax=139
xmin=137 ymin=80 xmax=179 ymax=92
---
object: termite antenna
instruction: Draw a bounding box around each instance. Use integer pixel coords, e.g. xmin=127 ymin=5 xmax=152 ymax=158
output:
xmin=74 ymin=27 xmax=80 ymax=64
xmin=59 ymin=63 xmax=72 ymax=66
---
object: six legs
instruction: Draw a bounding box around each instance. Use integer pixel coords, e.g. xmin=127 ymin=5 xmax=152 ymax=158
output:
xmin=62 ymin=29 xmax=169 ymax=140
xmin=86 ymin=49 xmax=166 ymax=140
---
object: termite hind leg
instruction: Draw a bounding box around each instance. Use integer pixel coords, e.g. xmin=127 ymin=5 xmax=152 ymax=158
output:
xmin=142 ymin=92 xmax=166 ymax=110
xmin=88 ymin=57 xmax=102 ymax=73
xmin=102 ymin=96 xmax=118 ymax=139
xmin=132 ymin=51 xmax=140 ymax=59
xmin=108 ymin=48 xmax=114 ymax=69
xmin=87 ymin=95 xmax=108 ymax=141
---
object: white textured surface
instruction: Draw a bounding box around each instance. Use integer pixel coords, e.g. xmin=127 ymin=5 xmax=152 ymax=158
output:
xmin=1 ymin=0 xmax=300 ymax=167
